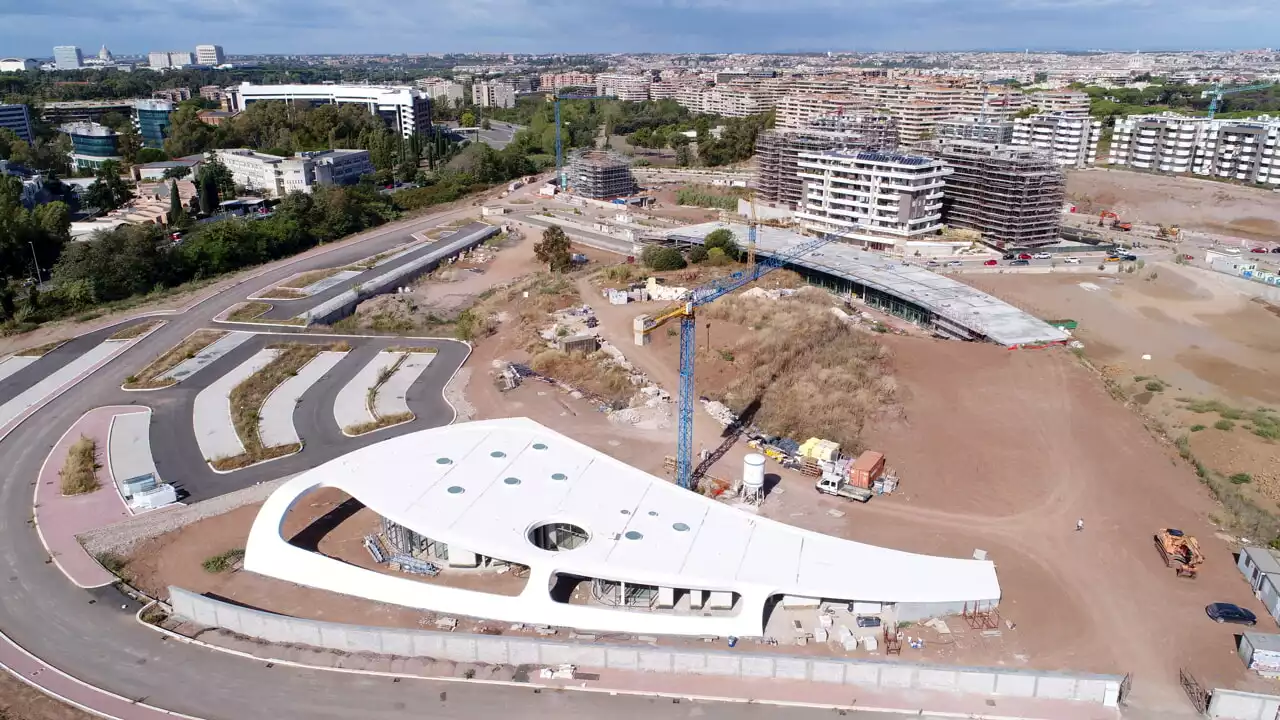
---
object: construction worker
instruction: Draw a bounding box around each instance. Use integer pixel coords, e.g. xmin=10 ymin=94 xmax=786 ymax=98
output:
xmin=1076 ymin=518 xmax=1085 ymax=532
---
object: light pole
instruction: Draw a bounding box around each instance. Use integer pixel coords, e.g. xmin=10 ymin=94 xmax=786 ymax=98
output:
xmin=27 ymin=242 xmax=42 ymax=288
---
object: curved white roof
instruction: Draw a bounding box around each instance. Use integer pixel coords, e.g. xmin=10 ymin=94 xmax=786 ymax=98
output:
xmin=246 ymin=418 xmax=999 ymax=636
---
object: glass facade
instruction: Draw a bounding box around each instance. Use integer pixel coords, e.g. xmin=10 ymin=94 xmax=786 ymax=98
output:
xmin=69 ymin=130 xmax=119 ymax=158
xmin=134 ymin=101 xmax=174 ymax=149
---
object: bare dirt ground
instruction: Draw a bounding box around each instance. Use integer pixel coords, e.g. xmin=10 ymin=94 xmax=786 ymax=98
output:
xmin=645 ymin=187 xmax=725 ymax=224
xmin=0 ymin=672 xmax=94 ymax=720
xmin=1068 ymin=168 xmax=1280 ymax=241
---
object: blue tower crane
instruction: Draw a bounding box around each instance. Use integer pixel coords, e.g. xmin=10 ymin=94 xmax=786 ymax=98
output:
xmin=554 ymin=89 xmax=614 ymax=192
xmin=1203 ymin=81 xmax=1275 ymax=119
xmin=636 ymin=229 xmax=835 ymax=490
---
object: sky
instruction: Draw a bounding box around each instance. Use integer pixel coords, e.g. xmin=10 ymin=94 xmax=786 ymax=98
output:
xmin=0 ymin=0 xmax=1276 ymax=57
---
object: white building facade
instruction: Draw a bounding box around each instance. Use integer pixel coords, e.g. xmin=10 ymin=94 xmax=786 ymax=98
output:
xmin=1011 ymin=112 xmax=1102 ymax=168
xmin=795 ymin=149 xmax=951 ymax=252
xmin=416 ymin=79 xmax=465 ymax=107
xmin=213 ymin=148 xmax=373 ymax=197
xmin=471 ymin=81 xmax=516 ymax=109
xmin=1109 ymin=113 xmax=1207 ymax=174
xmin=596 ymin=73 xmax=651 ymax=102
xmin=227 ymin=83 xmax=432 ymax=137
xmin=0 ymin=104 xmax=33 ymax=143
xmin=195 ymin=45 xmax=225 ymax=66
xmin=52 ymin=46 xmax=83 ymax=70
xmin=1108 ymin=113 xmax=1280 ymax=185
xmin=0 ymin=58 xmax=38 ymax=73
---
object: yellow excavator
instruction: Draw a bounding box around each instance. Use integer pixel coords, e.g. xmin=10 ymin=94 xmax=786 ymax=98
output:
xmin=1154 ymin=529 xmax=1204 ymax=579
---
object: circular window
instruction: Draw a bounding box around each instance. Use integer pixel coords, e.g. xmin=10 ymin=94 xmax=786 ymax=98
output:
xmin=673 ymin=522 xmax=690 ymax=532
xmin=528 ymin=522 xmax=589 ymax=551
xmin=551 ymin=472 xmax=567 ymax=481
xmin=436 ymin=458 xmax=452 ymax=465
xmin=624 ymin=531 xmax=643 ymax=540
xmin=503 ymin=477 xmax=521 ymax=486
xmin=648 ymin=511 xmax=658 ymax=517
xmin=491 ymin=451 xmax=506 ymax=458
xmin=620 ymin=509 xmax=631 ymax=515
xmin=447 ymin=485 xmax=465 ymax=494
xmin=532 ymin=443 xmax=548 ymax=450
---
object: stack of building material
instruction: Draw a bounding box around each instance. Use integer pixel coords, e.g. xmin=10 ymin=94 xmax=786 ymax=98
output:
xmin=799 ymin=438 xmax=841 ymax=462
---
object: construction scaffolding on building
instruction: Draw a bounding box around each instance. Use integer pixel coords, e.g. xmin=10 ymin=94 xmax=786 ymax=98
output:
xmin=934 ymin=141 xmax=1065 ymax=249
xmin=755 ymin=114 xmax=900 ymax=210
xmin=568 ymin=149 xmax=637 ymax=199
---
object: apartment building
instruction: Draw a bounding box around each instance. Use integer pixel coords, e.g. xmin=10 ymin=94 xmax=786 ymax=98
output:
xmin=539 ymin=72 xmax=595 ymax=92
xmin=53 ymin=46 xmax=83 ymax=70
xmin=934 ymin=141 xmax=1065 ymax=249
xmin=795 ymin=149 xmax=951 ymax=252
xmin=1109 ymin=114 xmax=1208 ymax=174
xmin=213 ymin=148 xmax=373 ymax=197
xmin=0 ymin=104 xmax=33 ymax=143
xmin=199 ymin=85 xmax=224 ymax=103
xmin=935 ymin=116 xmax=1015 ymax=144
xmin=226 ymin=83 xmax=431 ymax=137
xmin=152 ymin=87 xmax=191 ymax=102
xmin=705 ymin=86 xmax=772 ymax=117
xmin=1109 ymin=113 xmax=1280 ymax=185
xmin=1196 ymin=118 xmax=1280 ymax=185
xmin=1028 ymin=91 xmax=1091 ymax=117
xmin=777 ymin=93 xmax=869 ymax=129
xmin=596 ymin=73 xmax=651 ymax=101
xmin=1011 ymin=112 xmax=1102 ymax=168
xmin=416 ymin=78 xmax=465 ymax=106
xmin=471 ymin=80 xmax=516 ymax=109
xmin=195 ymin=44 xmax=225 ymax=67
xmin=755 ymin=114 xmax=900 ymax=209
xmin=649 ymin=81 xmax=680 ymax=100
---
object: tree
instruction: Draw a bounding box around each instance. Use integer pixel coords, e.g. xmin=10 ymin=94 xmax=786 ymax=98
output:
xmin=117 ymin=127 xmax=143 ymax=165
xmin=641 ymin=245 xmax=686 ymax=271
xmin=481 ymin=118 xmax=491 ymax=130
xmin=704 ymin=228 xmax=738 ymax=259
xmin=687 ymin=245 xmax=708 ymax=264
xmin=167 ymin=180 xmax=189 ymax=229
xmin=534 ymin=225 xmax=572 ymax=272
xmin=199 ymin=155 xmax=235 ymax=199
xmin=460 ymin=111 xmax=477 ymax=129
xmin=82 ymin=160 xmax=133 ymax=212
xmin=198 ymin=168 xmax=219 ymax=216
xmin=162 ymin=165 xmax=191 ymax=180
xmin=135 ymin=147 xmax=169 ymax=164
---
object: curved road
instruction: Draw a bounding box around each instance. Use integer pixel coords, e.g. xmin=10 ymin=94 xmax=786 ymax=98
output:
xmin=0 ymin=203 xmax=894 ymax=720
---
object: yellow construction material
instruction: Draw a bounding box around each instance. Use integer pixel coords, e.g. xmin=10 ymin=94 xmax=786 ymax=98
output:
xmin=799 ymin=438 xmax=840 ymax=462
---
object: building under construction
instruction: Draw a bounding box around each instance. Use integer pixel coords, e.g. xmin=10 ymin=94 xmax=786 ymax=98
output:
xmin=568 ymin=150 xmax=637 ymax=199
xmin=934 ymin=141 xmax=1065 ymax=249
xmin=755 ymin=114 xmax=899 ymax=209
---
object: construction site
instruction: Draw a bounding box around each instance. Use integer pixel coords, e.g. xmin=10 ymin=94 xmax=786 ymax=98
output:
xmin=568 ymin=149 xmax=638 ymax=199
xmin=754 ymin=114 xmax=901 ymax=210
xmin=933 ymin=141 xmax=1066 ymax=249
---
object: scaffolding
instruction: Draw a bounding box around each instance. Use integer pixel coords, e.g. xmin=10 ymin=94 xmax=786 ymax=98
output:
xmin=935 ymin=141 xmax=1065 ymax=249
xmin=755 ymin=115 xmax=900 ymax=209
xmin=568 ymin=149 xmax=636 ymax=199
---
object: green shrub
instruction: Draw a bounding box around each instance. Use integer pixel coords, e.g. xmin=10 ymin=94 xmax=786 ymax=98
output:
xmin=642 ymin=246 xmax=687 ymax=271
xmin=1190 ymin=424 xmax=1206 ymax=432
xmin=687 ymin=246 xmax=709 ymax=264
xmin=202 ymin=548 xmax=245 ymax=573
xmin=1144 ymin=380 xmax=1164 ymax=392
xmin=1230 ymin=473 xmax=1253 ymax=485
xmin=1215 ymin=419 xmax=1235 ymax=431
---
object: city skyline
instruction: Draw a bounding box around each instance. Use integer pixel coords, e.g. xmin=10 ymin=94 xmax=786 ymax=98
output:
xmin=1 ymin=0 xmax=1278 ymax=57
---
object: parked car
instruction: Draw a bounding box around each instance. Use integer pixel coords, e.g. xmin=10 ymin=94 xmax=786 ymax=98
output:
xmin=946 ymin=260 xmax=963 ymax=267
xmin=1105 ymin=256 xmax=1121 ymax=262
xmin=855 ymin=615 xmax=882 ymax=628
xmin=1206 ymin=603 xmax=1257 ymax=626
xmin=1251 ymin=247 xmax=1269 ymax=254
xmin=1018 ymin=253 xmax=1033 ymax=260
xmin=1272 ymin=247 xmax=1280 ymax=254
xmin=1032 ymin=252 xmax=1052 ymax=260
xmin=1010 ymin=259 xmax=1030 ymax=266
xmin=1183 ymin=254 xmax=1195 ymax=261
xmin=1002 ymin=253 xmax=1016 ymax=260
xmin=1123 ymin=254 xmax=1139 ymax=261
xmin=926 ymin=260 xmax=941 ymax=267
xmin=1062 ymin=257 xmax=1081 ymax=264
xmin=983 ymin=259 xmax=999 ymax=266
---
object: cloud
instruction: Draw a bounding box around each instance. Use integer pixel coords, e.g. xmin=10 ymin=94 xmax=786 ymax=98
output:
xmin=0 ymin=0 xmax=1275 ymax=55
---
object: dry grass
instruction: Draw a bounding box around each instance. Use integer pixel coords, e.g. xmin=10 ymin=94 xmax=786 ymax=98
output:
xmin=14 ymin=339 xmax=66 ymax=357
xmin=123 ymin=329 xmax=227 ymax=390
xmin=280 ymin=268 xmax=342 ymax=289
xmin=344 ymin=411 xmax=414 ymax=436
xmin=384 ymin=345 xmax=439 ymax=353
xmin=255 ymin=287 xmax=308 ymax=300
xmin=345 ymin=353 xmax=416 ymax=436
xmin=529 ymin=350 xmax=635 ymax=407
xmin=107 ymin=319 xmax=163 ymax=341
xmin=59 ymin=435 xmax=100 ymax=495
xmin=224 ymin=302 xmax=272 ymax=322
xmin=210 ymin=343 xmax=341 ymax=471
xmin=701 ymin=291 xmax=896 ymax=453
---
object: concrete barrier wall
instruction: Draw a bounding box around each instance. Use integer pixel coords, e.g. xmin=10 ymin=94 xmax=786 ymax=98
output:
xmin=169 ymin=587 xmax=1121 ymax=707
xmin=1209 ymin=689 xmax=1280 ymax=720
xmin=304 ymin=225 xmax=500 ymax=325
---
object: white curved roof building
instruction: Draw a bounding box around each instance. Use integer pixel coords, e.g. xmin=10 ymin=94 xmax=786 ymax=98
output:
xmin=246 ymin=418 xmax=1000 ymax=638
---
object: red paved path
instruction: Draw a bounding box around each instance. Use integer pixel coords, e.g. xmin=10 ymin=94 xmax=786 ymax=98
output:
xmin=34 ymin=406 xmax=147 ymax=588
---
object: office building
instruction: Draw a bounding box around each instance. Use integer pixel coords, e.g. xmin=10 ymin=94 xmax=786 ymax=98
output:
xmin=195 ymin=44 xmax=225 ymax=67
xmin=934 ymin=141 xmax=1065 ymax=249
xmin=416 ymin=79 xmax=465 ymax=106
xmin=149 ymin=51 xmax=193 ymax=69
xmin=1011 ymin=113 xmax=1102 ymax=168
xmin=935 ymin=116 xmax=1015 ymax=144
xmin=61 ymin=122 xmax=122 ymax=171
xmin=0 ymin=58 xmax=38 ymax=73
xmin=41 ymin=99 xmax=138 ymax=125
xmin=471 ymin=80 xmax=516 ymax=109
xmin=212 ymin=148 xmax=373 ymax=197
xmin=568 ymin=150 xmax=636 ymax=199
xmin=595 ymin=73 xmax=651 ymax=102
xmin=795 ymin=149 xmax=950 ymax=252
xmin=133 ymin=100 xmax=174 ymax=149
xmin=755 ymin=114 xmax=900 ymax=209
xmin=53 ymin=46 xmax=83 ymax=70
xmin=0 ymin=104 xmax=34 ymax=143
xmin=226 ymin=83 xmax=431 ymax=138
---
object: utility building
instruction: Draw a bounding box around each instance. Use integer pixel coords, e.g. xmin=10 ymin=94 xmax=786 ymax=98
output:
xmin=934 ymin=141 xmax=1065 ymax=249
xmin=755 ymin=114 xmax=899 ymax=210
xmin=568 ymin=150 xmax=637 ymax=199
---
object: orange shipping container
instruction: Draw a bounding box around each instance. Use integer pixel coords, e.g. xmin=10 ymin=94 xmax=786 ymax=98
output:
xmin=849 ymin=451 xmax=885 ymax=489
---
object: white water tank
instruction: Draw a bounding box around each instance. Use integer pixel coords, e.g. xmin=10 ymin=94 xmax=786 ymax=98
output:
xmin=743 ymin=454 xmax=765 ymax=492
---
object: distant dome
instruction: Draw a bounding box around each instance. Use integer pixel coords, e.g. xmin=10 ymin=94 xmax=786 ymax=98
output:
xmin=98 ymin=45 xmax=113 ymax=62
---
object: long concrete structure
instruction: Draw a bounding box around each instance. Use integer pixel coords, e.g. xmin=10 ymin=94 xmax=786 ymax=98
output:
xmin=665 ymin=222 xmax=1070 ymax=347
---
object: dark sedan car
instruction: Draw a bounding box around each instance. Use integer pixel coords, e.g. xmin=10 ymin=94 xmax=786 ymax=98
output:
xmin=1206 ymin=603 xmax=1257 ymax=625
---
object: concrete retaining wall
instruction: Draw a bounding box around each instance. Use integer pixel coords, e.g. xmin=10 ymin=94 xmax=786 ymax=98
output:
xmin=304 ymin=224 xmax=500 ymax=325
xmin=169 ymin=587 xmax=1121 ymax=707
xmin=1209 ymin=689 xmax=1280 ymax=720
